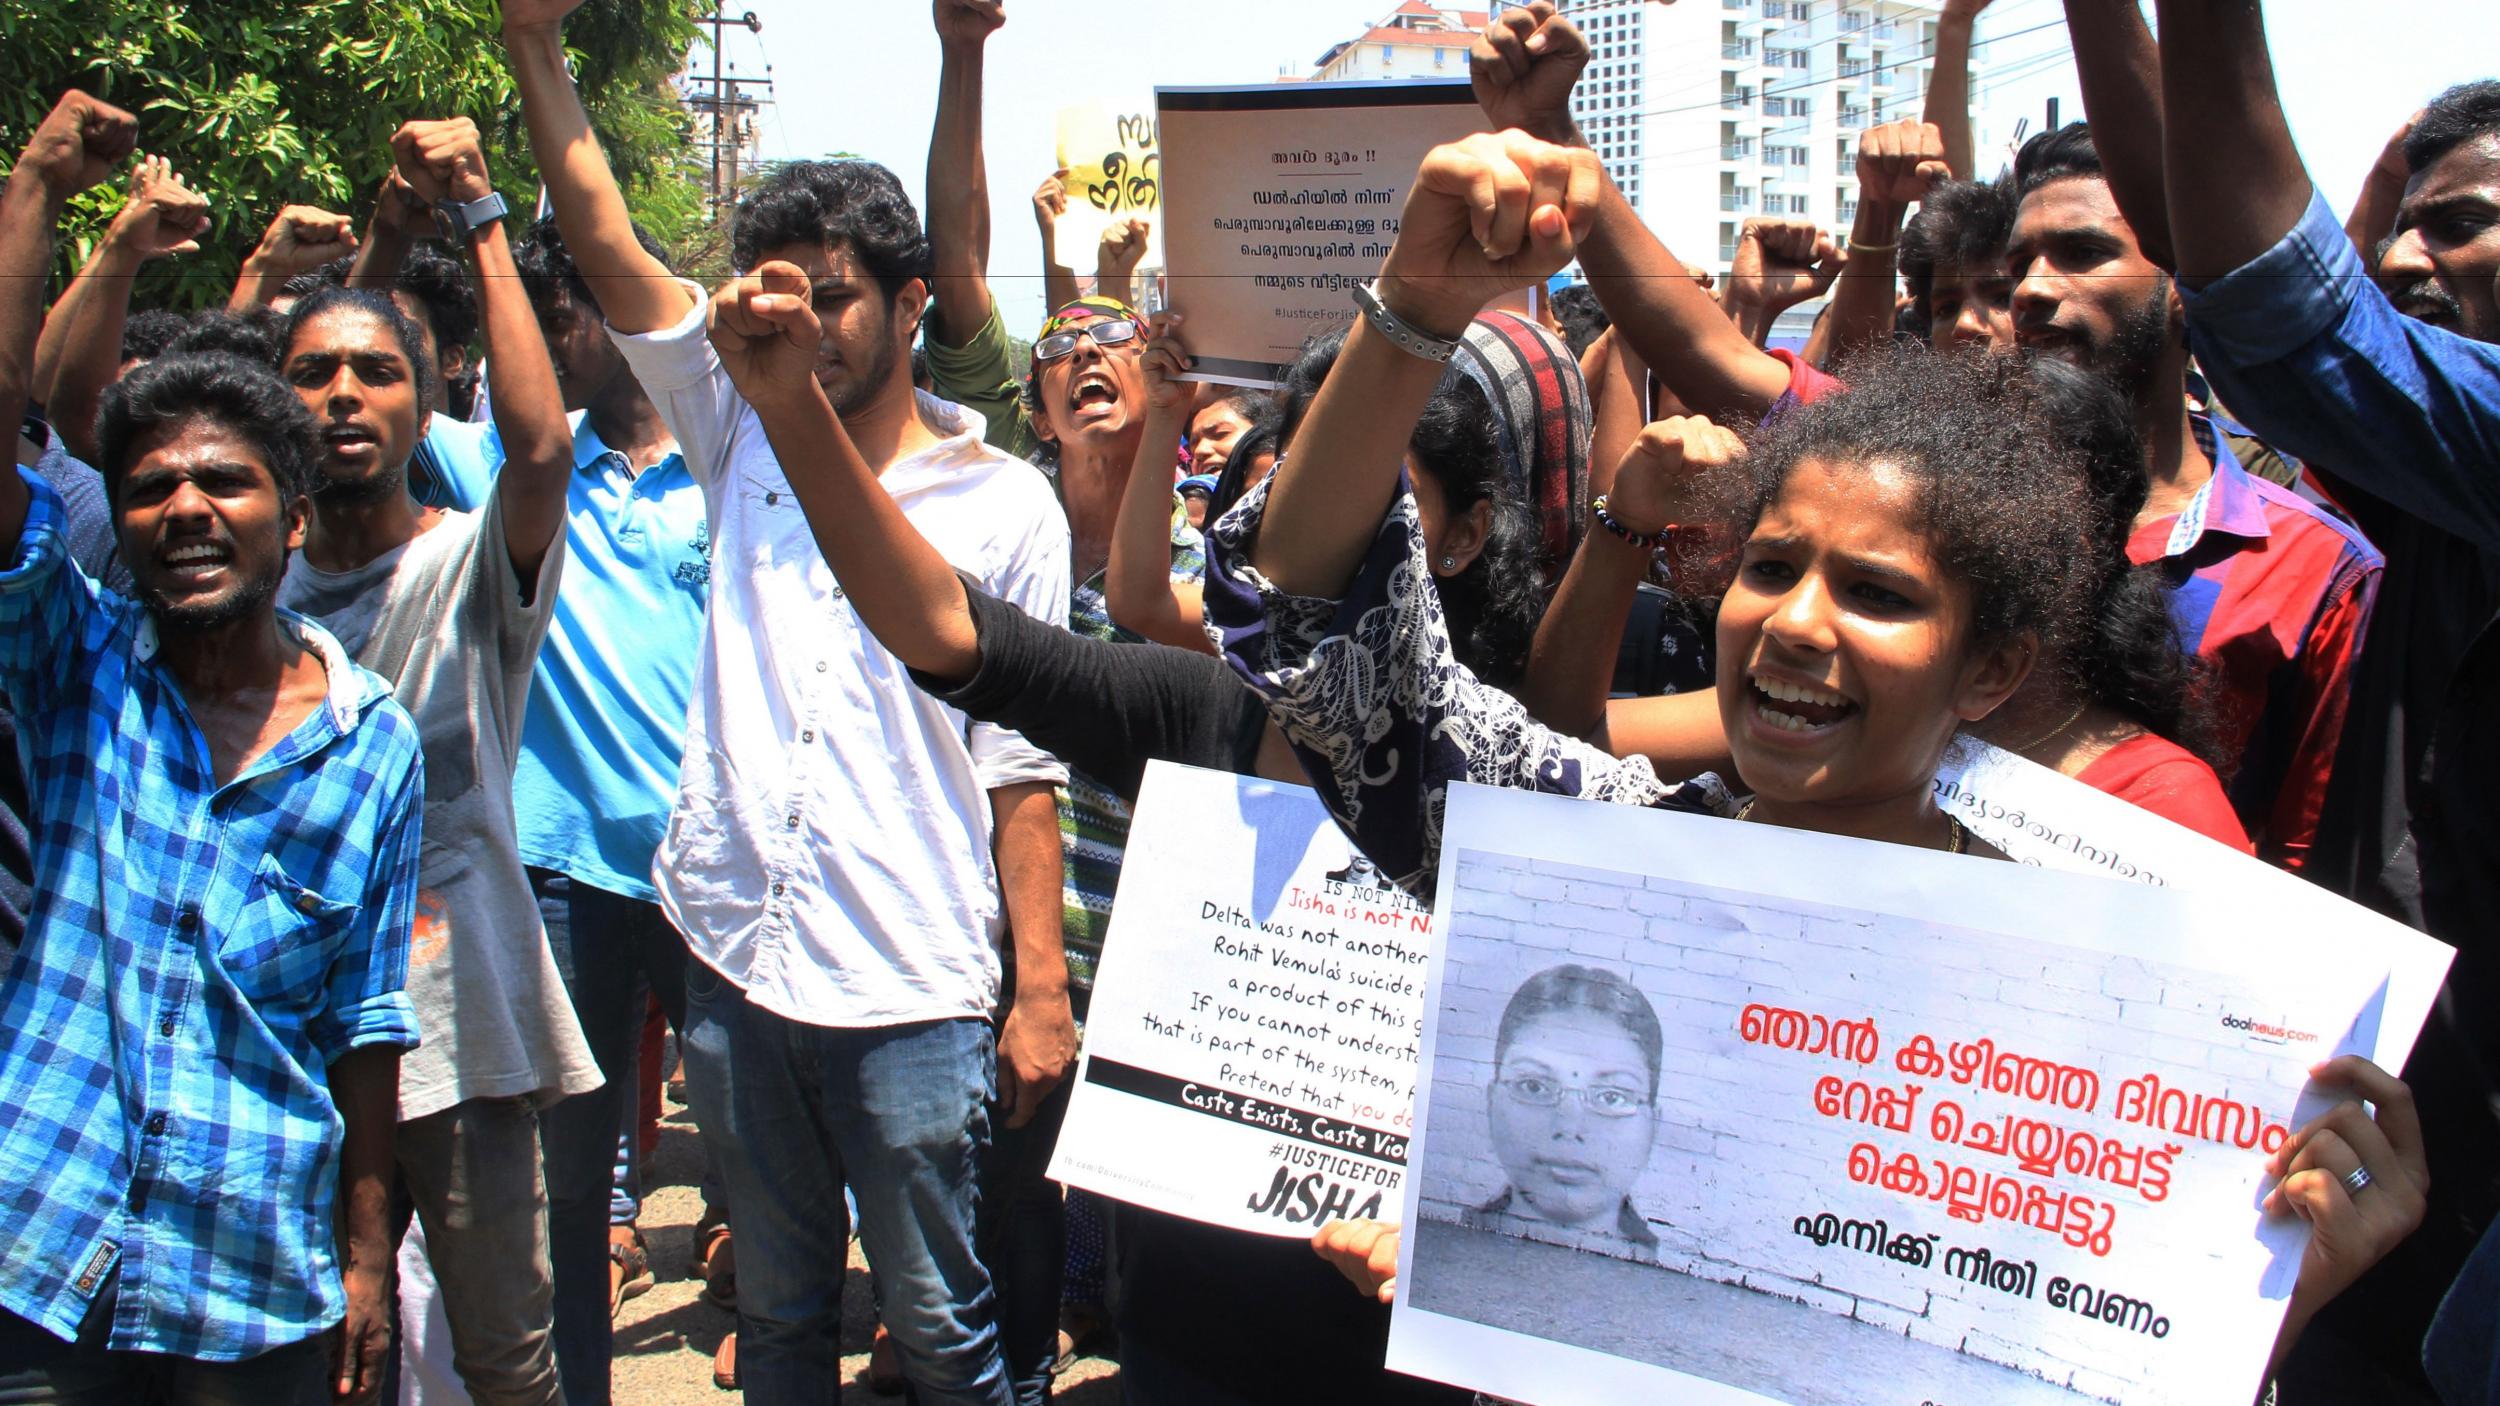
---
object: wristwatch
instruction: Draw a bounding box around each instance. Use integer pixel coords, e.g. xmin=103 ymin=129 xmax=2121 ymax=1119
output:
xmin=1354 ymin=282 xmax=1460 ymax=364
xmin=433 ymin=190 xmax=509 ymax=241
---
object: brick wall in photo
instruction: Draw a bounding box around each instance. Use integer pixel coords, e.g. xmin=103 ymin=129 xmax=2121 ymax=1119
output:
xmin=1414 ymin=847 xmax=2320 ymax=1402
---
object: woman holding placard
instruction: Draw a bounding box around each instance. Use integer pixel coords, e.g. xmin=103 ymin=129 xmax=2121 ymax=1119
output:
xmin=1208 ymin=124 xmax=2430 ymax=1395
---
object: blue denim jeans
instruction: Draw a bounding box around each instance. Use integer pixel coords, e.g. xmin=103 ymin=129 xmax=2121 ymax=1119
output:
xmin=974 ymin=1028 xmax=1073 ymax=1406
xmin=530 ymin=870 xmax=697 ymax=1406
xmin=0 ymin=1292 xmax=330 ymax=1406
xmin=682 ymin=964 xmax=1009 ymax=1406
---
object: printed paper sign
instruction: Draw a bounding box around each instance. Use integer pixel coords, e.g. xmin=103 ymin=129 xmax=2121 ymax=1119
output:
xmin=1388 ymin=783 xmax=2442 ymax=1406
xmin=1054 ymin=101 xmax=1163 ymax=278
xmin=1049 ymin=762 xmax=1434 ymax=1237
xmin=1157 ymin=80 xmax=1483 ymax=385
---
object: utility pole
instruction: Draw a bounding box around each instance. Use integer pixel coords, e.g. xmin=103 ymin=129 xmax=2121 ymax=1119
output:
xmin=692 ymin=10 xmax=771 ymax=215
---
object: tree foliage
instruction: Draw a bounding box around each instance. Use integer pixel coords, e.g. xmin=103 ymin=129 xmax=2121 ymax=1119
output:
xmin=0 ymin=0 xmax=705 ymax=309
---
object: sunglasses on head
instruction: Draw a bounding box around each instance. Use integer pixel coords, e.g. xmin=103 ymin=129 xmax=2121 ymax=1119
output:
xmin=1033 ymin=318 xmax=1142 ymax=364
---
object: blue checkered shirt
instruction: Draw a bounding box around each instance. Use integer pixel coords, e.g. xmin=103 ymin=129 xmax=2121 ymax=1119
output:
xmin=0 ymin=467 xmax=425 ymax=1360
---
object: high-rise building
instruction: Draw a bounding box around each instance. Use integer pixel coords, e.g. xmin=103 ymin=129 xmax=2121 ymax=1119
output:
xmin=1311 ymin=0 xmax=1493 ymax=82
xmin=1578 ymin=0 xmax=1968 ymax=291
xmin=1306 ymin=0 xmax=1976 ymax=333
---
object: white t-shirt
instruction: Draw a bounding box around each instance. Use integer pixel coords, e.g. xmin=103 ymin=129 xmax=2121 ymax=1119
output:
xmin=609 ymin=282 xmax=1072 ymax=1030
xmin=278 ymin=495 xmax=601 ymax=1119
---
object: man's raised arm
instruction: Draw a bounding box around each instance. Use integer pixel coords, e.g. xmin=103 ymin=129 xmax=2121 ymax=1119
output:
xmin=502 ymin=0 xmax=691 ymax=334
xmin=2147 ymin=0 xmax=2315 ymax=286
xmin=0 ymin=93 xmax=136 ymax=550
xmin=1473 ymin=4 xmax=1791 ymax=422
xmin=927 ymin=0 xmax=1007 ymax=348
xmin=390 ymin=119 xmax=573 ymax=583
xmin=2062 ymin=0 xmax=2178 ymax=270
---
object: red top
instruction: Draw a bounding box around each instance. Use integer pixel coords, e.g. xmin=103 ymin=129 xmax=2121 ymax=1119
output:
xmin=2074 ymin=733 xmax=2253 ymax=853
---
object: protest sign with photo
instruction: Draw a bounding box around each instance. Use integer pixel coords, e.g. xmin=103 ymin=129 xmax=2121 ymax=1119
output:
xmin=1049 ymin=762 xmax=1433 ymax=1236
xmin=1053 ymin=100 xmax=1163 ymax=277
xmin=1157 ymin=79 xmax=1483 ymax=385
xmin=1388 ymin=783 xmax=2450 ymax=1406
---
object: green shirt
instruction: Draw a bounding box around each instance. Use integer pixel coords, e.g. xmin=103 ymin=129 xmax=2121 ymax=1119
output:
xmin=926 ymin=301 xmax=1041 ymax=463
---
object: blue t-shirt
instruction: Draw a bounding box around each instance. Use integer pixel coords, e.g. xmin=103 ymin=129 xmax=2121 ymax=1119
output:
xmin=424 ymin=413 xmax=709 ymax=901
xmin=408 ymin=414 xmax=506 ymax=511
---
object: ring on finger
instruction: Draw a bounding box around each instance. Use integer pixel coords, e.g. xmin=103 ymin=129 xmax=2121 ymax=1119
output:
xmin=2341 ymin=1165 xmax=2373 ymax=1197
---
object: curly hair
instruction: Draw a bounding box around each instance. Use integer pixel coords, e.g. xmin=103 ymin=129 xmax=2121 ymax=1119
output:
xmin=393 ymin=240 xmax=480 ymax=362
xmin=1270 ymin=328 xmax=1548 ymax=687
xmin=2022 ymin=356 xmax=2226 ymax=768
xmin=280 ymin=285 xmax=441 ymax=422
xmin=2406 ymin=80 xmax=2500 ymax=175
xmin=1732 ymin=343 xmax=2098 ymax=674
xmin=513 ymin=214 xmax=668 ymax=319
xmin=732 ymin=160 xmax=932 ymax=300
xmin=165 ymin=306 xmax=288 ymax=368
xmin=1899 ymin=178 xmax=2015 ymax=321
xmin=1549 ymin=283 xmax=1611 ymax=360
xmin=95 ymin=352 xmax=323 ymax=510
xmin=119 ymin=308 xmax=191 ymax=365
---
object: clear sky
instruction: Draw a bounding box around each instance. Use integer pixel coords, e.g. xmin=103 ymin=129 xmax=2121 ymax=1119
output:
xmin=699 ymin=0 xmax=2500 ymax=336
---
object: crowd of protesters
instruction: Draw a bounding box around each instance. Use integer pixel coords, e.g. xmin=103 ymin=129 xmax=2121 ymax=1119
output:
xmin=0 ymin=0 xmax=2495 ymax=1403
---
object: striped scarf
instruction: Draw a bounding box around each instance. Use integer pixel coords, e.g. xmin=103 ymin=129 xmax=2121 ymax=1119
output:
xmin=1455 ymin=311 xmax=1595 ymax=584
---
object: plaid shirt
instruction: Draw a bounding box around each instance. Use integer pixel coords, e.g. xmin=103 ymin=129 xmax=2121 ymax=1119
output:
xmin=0 ymin=468 xmax=425 ymax=1360
xmin=1057 ymin=496 xmax=1206 ymax=992
xmin=2126 ymin=419 xmax=2382 ymax=870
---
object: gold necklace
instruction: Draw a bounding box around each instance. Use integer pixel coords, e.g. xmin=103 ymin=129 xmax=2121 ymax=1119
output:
xmin=2004 ymin=698 xmax=2090 ymax=755
xmin=1735 ymin=799 xmax=1968 ymax=855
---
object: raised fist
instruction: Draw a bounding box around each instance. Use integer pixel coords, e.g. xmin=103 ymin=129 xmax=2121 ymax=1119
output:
xmin=245 ymin=205 xmax=358 ymax=279
xmin=934 ymin=0 xmax=1005 ymax=47
xmin=1376 ymin=130 xmax=1602 ymax=339
xmin=1856 ymin=119 xmax=1950 ymax=207
xmin=16 ymin=91 xmax=138 ymax=204
xmin=1727 ymin=217 xmax=1842 ymax=319
xmin=1472 ymin=4 xmax=1589 ymax=143
xmin=107 ymin=155 xmax=212 ymax=262
xmin=389 ymin=117 xmax=494 ymax=207
xmin=709 ymin=261 xmax=825 ymax=407
xmin=1099 ymin=217 xmax=1151 ymax=276
xmin=1609 ymin=415 xmax=1747 ymax=537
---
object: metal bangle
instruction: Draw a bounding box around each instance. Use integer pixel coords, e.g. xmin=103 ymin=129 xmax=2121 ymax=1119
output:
xmin=1354 ymin=282 xmax=1459 ymax=365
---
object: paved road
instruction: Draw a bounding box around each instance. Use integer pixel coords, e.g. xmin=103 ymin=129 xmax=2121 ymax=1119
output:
xmin=610 ymin=1080 xmax=1123 ymax=1403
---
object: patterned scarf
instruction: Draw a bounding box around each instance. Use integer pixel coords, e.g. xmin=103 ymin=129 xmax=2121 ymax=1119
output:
xmin=1454 ymin=311 xmax=1595 ymax=584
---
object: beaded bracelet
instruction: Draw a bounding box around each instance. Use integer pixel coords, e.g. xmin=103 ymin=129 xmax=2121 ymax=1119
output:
xmin=1590 ymin=496 xmax=1673 ymax=551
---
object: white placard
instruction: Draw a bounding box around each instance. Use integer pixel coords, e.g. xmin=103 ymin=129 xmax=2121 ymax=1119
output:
xmin=1387 ymin=782 xmax=2448 ymax=1406
xmin=1931 ymin=736 xmax=2448 ymax=1075
xmin=1050 ymin=762 xmax=1431 ymax=1236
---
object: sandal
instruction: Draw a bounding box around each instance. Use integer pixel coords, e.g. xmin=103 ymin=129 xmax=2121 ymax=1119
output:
xmin=695 ymin=1220 xmax=736 ymax=1312
xmin=712 ymin=1330 xmax=738 ymax=1391
xmin=609 ymin=1229 xmax=654 ymax=1318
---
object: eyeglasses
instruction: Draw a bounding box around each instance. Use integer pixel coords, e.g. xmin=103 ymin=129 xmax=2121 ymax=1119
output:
xmin=1495 ymin=1075 xmax=1652 ymax=1118
xmin=1033 ymin=319 xmax=1142 ymax=364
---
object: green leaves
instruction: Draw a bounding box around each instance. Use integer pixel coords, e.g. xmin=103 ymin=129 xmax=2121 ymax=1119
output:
xmin=0 ymin=0 xmax=707 ymax=311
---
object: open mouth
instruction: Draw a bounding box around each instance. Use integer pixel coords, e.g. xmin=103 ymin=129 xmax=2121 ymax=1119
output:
xmin=1748 ymin=673 xmax=1859 ymax=734
xmin=158 ymin=540 xmax=233 ymax=586
xmin=323 ymin=423 xmax=379 ymax=460
xmin=1069 ymin=371 xmax=1119 ymax=418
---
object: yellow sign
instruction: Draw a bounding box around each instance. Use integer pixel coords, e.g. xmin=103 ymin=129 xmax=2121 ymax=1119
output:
xmin=1055 ymin=102 xmax=1163 ymax=272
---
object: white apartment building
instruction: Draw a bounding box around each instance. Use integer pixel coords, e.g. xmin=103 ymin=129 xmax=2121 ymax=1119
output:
xmin=1311 ymin=0 xmax=1493 ymax=82
xmin=1577 ymin=0 xmax=1967 ymax=287
xmin=1309 ymin=0 xmax=1975 ymax=338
